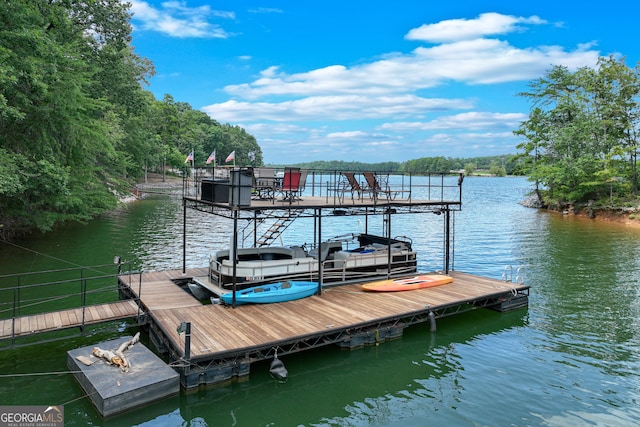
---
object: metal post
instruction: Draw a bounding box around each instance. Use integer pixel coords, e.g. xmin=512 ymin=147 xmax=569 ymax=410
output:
xmin=178 ymin=321 xmax=192 ymax=376
xmin=445 ymin=208 xmax=451 ymax=274
xmin=254 ymin=210 xmax=258 ymax=247
xmin=232 ymin=209 xmax=239 ymax=306
xmin=137 ymin=271 xmax=143 ymax=322
xmin=80 ymin=280 xmax=87 ymax=334
xmin=317 ymin=209 xmax=322 ymax=295
xmin=365 ymin=207 xmax=369 ymax=233
xmin=386 ymin=210 xmax=392 ymax=278
xmin=182 ymin=198 xmax=187 ymax=274
xmin=184 ymin=322 xmax=191 ymax=366
xmin=12 ymin=284 xmax=18 ymax=345
xmin=81 ymin=269 xmax=87 ymax=333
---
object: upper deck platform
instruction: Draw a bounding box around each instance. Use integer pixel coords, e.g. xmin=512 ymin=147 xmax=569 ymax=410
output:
xmin=181 ymin=167 xmax=463 ymax=219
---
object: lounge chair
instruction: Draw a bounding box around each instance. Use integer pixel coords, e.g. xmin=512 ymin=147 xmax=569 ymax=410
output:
xmin=363 ymin=172 xmax=396 ymax=201
xmin=296 ymin=169 xmax=309 ymax=200
xmin=336 ymin=172 xmax=369 ymax=202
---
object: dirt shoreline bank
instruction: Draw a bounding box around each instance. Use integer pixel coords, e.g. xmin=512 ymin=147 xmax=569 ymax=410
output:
xmin=551 ymin=207 xmax=640 ymax=228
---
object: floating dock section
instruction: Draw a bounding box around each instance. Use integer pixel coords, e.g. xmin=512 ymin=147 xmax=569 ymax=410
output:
xmin=67 ymin=336 xmax=179 ymax=417
xmin=118 ymin=269 xmax=529 ymax=389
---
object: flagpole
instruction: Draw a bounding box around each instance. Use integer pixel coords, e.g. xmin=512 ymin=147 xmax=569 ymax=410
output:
xmin=191 ymin=147 xmax=196 ymax=196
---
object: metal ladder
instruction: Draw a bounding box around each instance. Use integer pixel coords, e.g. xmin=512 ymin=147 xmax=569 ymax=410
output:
xmin=502 ymin=265 xmax=525 ymax=284
xmin=240 ymin=210 xmax=304 ymax=247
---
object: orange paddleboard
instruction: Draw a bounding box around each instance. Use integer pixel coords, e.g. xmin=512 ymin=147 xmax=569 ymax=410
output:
xmin=361 ymin=274 xmax=453 ymax=292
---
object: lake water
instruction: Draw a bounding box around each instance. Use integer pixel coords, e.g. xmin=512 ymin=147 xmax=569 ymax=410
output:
xmin=1 ymin=176 xmax=640 ymax=426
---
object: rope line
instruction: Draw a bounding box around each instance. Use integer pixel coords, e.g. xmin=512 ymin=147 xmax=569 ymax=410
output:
xmin=0 ymin=240 xmax=115 ymax=276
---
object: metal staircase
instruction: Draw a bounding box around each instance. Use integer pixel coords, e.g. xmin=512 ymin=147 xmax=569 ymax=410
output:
xmin=240 ymin=210 xmax=304 ymax=247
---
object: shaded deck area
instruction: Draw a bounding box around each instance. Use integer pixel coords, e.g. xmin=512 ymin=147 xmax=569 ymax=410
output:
xmin=118 ymin=268 xmax=529 ymax=388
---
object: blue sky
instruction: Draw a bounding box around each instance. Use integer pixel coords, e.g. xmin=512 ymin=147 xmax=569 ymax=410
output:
xmin=129 ymin=1 xmax=640 ymax=164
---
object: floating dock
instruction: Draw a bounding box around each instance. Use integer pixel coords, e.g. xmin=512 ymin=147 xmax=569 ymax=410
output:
xmin=67 ymin=336 xmax=179 ymax=417
xmin=114 ymin=169 xmax=529 ymax=388
xmin=118 ymin=269 xmax=529 ymax=388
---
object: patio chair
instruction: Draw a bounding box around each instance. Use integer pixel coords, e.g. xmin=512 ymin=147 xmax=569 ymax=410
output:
xmin=296 ymin=169 xmax=309 ymax=200
xmin=276 ymin=169 xmax=302 ymax=202
xmin=254 ymin=167 xmax=276 ymax=199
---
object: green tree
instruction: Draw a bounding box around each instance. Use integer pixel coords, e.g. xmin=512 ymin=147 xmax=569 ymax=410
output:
xmin=0 ymin=0 xmax=153 ymax=234
xmin=515 ymin=57 xmax=640 ymax=208
xmin=464 ymin=163 xmax=476 ymax=175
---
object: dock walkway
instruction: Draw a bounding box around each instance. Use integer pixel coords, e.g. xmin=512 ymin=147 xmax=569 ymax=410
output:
xmin=0 ymin=300 xmax=140 ymax=340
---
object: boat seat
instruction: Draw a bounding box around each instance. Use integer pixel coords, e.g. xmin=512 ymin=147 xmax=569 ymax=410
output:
xmin=290 ymin=246 xmax=307 ymax=258
xmin=253 ymin=287 xmax=264 ymax=293
xmin=309 ymin=241 xmax=341 ymax=261
xmin=281 ymin=281 xmax=291 ymax=289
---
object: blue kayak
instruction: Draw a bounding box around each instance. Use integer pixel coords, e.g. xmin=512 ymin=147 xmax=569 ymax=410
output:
xmin=221 ymin=281 xmax=318 ymax=305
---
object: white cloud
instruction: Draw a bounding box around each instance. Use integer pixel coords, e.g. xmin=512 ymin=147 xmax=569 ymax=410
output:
xmin=220 ymin=32 xmax=599 ymax=100
xmin=130 ymin=0 xmax=234 ymax=38
xmin=193 ymin=12 xmax=603 ymax=162
xmin=405 ymin=12 xmax=547 ymax=43
xmin=202 ymin=95 xmax=474 ymax=122
xmin=403 ymin=131 xmax=521 ymax=159
xmin=378 ymin=112 xmax=528 ymax=132
xmin=242 ymin=122 xmax=313 ymax=136
xmin=326 ymin=131 xmax=369 ymax=139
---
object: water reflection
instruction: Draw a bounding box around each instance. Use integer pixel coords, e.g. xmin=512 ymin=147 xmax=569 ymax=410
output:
xmin=528 ymin=213 xmax=640 ymax=362
xmin=161 ymin=310 xmax=527 ymax=426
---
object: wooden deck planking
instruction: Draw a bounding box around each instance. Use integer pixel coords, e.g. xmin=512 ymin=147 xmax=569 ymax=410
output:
xmin=0 ymin=300 xmax=140 ymax=340
xmin=119 ymin=269 xmax=206 ymax=311
xmin=139 ymin=270 xmax=527 ymax=360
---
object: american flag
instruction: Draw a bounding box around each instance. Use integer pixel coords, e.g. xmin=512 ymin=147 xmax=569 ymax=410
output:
xmin=206 ymin=150 xmax=216 ymax=165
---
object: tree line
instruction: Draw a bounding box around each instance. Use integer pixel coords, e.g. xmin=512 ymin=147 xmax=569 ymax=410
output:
xmin=514 ymin=56 xmax=640 ymax=210
xmin=286 ymin=156 xmax=519 ymax=176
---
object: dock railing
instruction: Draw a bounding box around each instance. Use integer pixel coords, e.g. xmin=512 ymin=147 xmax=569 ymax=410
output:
xmin=0 ymin=262 xmax=142 ymax=346
xmin=207 ymin=244 xmax=418 ymax=288
xmin=181 ymin=167 xmax=464 ymax=207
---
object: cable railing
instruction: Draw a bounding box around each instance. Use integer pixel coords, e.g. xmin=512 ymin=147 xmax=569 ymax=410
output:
xmin=0 ymin=262 xmax=142 ymax=346
xmin=180 ymin=167 xmax=464 ymax=207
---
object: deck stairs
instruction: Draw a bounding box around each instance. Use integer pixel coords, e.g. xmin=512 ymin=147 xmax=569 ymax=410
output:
xmin=241 ymin=210 xmax=303 ymax=247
